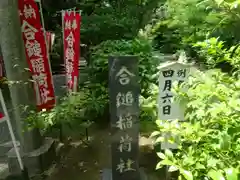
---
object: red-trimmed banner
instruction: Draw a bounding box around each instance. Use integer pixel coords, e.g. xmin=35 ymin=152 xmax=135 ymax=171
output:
xmin=63 ymin=11 xmax=81 ymax=92
xmin=18 ymin=0 xmax=55 ymax=111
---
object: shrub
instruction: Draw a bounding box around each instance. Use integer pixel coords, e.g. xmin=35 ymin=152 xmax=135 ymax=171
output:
xmin=25 ymin=92 xmax=92 ymax=135
xmin=152 ymin=69 xmax=240 ymax=179
xmin=79 ymin=37 xmax=160 ymax=123
xmin=193 ymin=37 xmax=240 ymax=72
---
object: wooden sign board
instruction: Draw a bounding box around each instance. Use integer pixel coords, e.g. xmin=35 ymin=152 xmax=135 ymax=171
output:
xmin=158 ymin=61 xmax=191 ymax=149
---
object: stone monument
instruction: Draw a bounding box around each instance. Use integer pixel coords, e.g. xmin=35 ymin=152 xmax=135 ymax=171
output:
xmin=101 ymin=56 xmax=147 ymax=180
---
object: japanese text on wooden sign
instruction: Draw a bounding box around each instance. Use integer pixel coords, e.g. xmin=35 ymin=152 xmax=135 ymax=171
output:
xmin=158 ymin=63 xmax=189 ymax=120
xmin=62 ymin=11 xmax=81 ymax=92
xmin=158 ymin=62 xmax=190 ymax=149
xmin=18 ymin=0 xmax=55 ymax=111
xmin=109 ymin=56 xmax=140 ymax=180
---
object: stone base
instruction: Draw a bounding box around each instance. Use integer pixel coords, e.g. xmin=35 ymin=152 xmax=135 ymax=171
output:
xmin=7 ymin=138 xmax=56 ymax=177
xmin=0 ymin=141 xmax=20 ymax=180
xmin=0 ymin=141 xmax=21 ymax=158
xmin=101 ymin=168 xmax=148 ymax=180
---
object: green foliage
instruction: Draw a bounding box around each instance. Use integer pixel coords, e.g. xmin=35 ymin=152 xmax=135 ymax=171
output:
xmin=41 ymin=0 xmax=165 ymax=126
xmin=90 ymin=37 xmax=160 ymax=96
xmin=151 ymin=69 xmax=240 ymax=179
xmin=151 ymin=21 xmax=182 ymax=53
xmin=77 ymin=82 xmax=108 ymax=123
xmin=140 ymin=83 xmax=158 ymax=122
xmin=42 ymin=0 xmax=164 ymax=124
xmin=149 ymin=0 xmax=240 ymax=57
xmin=25 ymin=92 xmax=93 ymax=133
xmin=139 ymin=83 xmax=159 ymax=134
xmin=76 ymin=37 xmax=160 ymax=123
xmin=215 ymin=0 xmax=240 ymax=9
xmin=43 ymin=0 xmax=162 ymax=45
xmin=193 ymin=37 xmax=240 ymax=71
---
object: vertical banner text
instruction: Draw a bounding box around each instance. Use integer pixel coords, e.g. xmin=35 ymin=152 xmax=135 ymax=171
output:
xmin=63 ymin=11 xmax=81 ymax=92
xmin=18 ymin=0 xmax=55 ymax=111
xmin=109 ymin=56 xmax=140 ymax=180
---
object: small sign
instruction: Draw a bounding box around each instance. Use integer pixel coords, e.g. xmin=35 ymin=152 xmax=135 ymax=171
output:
xmin=109 ymin=56 xmax=140 ymax=180
xmin=158 ymin=61 xmax=191 ymax=149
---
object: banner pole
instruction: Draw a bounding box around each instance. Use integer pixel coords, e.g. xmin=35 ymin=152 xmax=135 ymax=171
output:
xmin=62 ymin=10 xmax=68 ymax=95
xmin=73 ymin=9 xmax=77 ymax=92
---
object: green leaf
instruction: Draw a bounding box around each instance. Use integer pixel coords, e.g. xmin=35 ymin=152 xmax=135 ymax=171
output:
xmin=207 ymin=158 xmax=219 ymax=168
xmin=208 ymin=169 xmax=225 ymax=180
xmin=156 ymin=162 xmax=163 ymax=170
xmin=156 ymin=120 xmax=162 ymax=127
xmin=225 ymin=168 xmax=238 ymax=180
xmin=150 ymin=131 xmax=161 ymax=138
xmin=157 ymin=152 xmax=166 ymax=159
xmin=195 ymin=163 xmax=205 ymax=170
xmin=180 ymin=169 xmax=193 ymax=180
xmin=224 ymin=0 xmax=237 ymax=2
xmin=155 ymin=136 xmax=164 ymax=143
xmin=165 ymin=149 xmax=174 ymax=159
xmin=169 ymin=165 xmax=178 ymax=172
xmin=219 ymin=132 xmax=231 ymax=151
xmin=159 ymin=159 xmax=173 ymax=166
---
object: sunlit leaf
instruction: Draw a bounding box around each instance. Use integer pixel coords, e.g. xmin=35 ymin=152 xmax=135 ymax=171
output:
xmin=225 ymin=168 xmax=238 ymax=180
xmin=208 ymin=169 xmax=225 ymax=180
xmin=150 ymin=131 xmax=161 ymax=138
xmin=169 ymin=165 xmax=178 ymax=172
xmin=156 ymin=162 xmax=163 ymax=170
xmin=165 ymin=149 xmax=174 ymax=159
xmin=157 ymin=152 xmax=166 ymax=159
xmin=155 ymin=136 xmax=164 ymax=143
xmin=180 ymin=169 xmax=193 ymax=180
